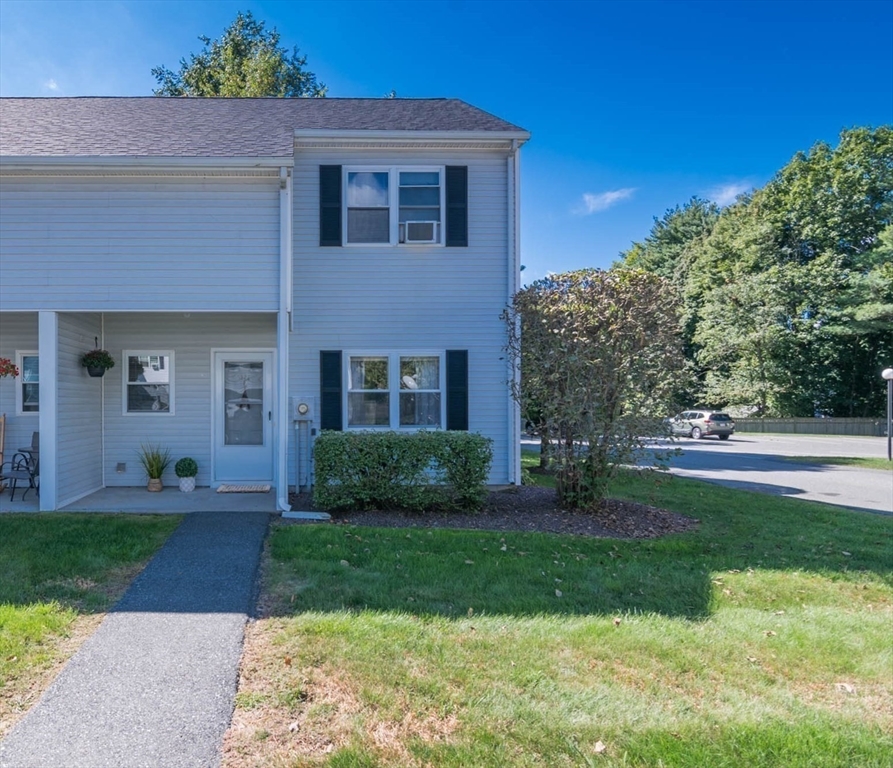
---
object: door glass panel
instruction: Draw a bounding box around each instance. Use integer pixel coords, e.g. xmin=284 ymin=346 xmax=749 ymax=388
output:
xmin=224 ymin=362 xmax=264 ymax=445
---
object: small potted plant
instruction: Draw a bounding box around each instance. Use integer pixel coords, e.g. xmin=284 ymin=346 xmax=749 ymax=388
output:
xmin=137 ymin=443 xmax=171 ymax=492
xmin=175 ymin=457 xmax=198 ymax=493
xmin=82 ymin=349 xmax=115 ymax=378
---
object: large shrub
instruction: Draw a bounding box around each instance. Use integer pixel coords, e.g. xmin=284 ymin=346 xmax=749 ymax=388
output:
xmin=504 ymin=267 xmax=686 ymax=510
xmin=313 ymin=431 xmax=492 ymax=512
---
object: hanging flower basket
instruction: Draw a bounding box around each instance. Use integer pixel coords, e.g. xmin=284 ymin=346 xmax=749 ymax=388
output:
xmin=0 ymin=357 xmax=20 ymax=378
xmin=81 ymin=349 xmax=115 ymax=378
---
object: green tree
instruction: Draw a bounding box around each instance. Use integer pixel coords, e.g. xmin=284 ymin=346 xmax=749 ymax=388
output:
xmin=684 ymin=127 xmax=893 ymax=416
xmin=504 ymin=268 xmax=687 ymax=510
xmin=694 ymin=266 xmax=799 ymax=414
xmin=152 ymin=11 xmax=326 ymax=97
xmin=618 ymin=197 xmax=721 ymax=404
xmin=618 ymin=196 xmax=720 ymax=283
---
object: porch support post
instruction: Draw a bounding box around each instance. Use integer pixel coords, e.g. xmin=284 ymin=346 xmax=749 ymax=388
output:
xmin=276 ymin=166 xmax=293 ymax=512
xmin=38 ymin=311 xmax=58 ymax=511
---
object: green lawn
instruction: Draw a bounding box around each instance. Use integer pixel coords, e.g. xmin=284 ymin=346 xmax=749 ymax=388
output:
xmin=782 ymin=455 xmax=893 ymax=471
xmin=225 ymin=462 xmax=893 ymax=768
xmin=0 ymin=514 xmax=181 ymax=735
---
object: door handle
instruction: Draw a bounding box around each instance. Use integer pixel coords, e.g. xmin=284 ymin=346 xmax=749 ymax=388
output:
xmin=268 ymin=411 xmax=272 ymax=421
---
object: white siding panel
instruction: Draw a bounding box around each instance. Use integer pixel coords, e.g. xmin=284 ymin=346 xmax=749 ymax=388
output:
xmin=0 ymin=176 xmax=281 ymax=311
xmin=0 ymin=313 xmax=39 ymax=461
xmin=290 ymin=149 xmax=512 ymax=484
xmin=56 ymin=313 xmax=103 ymax=505
xmin=102 ymin=313 xmax=276 ymax=487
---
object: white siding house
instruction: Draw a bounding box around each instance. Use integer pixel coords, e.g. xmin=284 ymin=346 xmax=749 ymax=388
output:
xmin=0 ymin=97 xmax=528 ymax=511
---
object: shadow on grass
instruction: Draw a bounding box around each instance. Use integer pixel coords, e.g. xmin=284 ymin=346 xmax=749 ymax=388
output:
xmin=265 ymin=472 xmax=893 ymax=622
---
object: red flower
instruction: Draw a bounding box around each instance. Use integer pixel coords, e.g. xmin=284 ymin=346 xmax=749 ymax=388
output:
xmin=0 ymin=357 xmax=20 ymax=378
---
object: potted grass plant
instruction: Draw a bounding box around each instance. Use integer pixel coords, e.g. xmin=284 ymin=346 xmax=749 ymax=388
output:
xmin=175 ymin=457 xmax=198 ymax=493
xmin=137 ymin=443 xmax=171 ymax=492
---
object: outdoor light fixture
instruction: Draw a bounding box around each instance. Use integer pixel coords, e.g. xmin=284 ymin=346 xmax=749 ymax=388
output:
xmin=883 ymin=368 xmax=893 ymax=462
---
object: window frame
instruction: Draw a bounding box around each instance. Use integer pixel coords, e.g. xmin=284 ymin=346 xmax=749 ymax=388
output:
xmin=122 ymin=350 xmax=175 ymax=416
xmin=346 ymin=354 xmax=391 ymax=428
xmin=16 ymin=350 xmax=39 ymax=416
xmin=343 ymin=351 xmax=445 ymax=430
xmin=342 ymin=166 xmax=446 ymax=247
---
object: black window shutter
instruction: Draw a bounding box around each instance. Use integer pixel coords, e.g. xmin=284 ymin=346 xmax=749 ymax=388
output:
xmin=319 ymin=165 xmax=342 ymax=247
xmin=445 ymin=166 xmax=468 ymax=247
xmin=445 ymin=350 xmax=469 ymax=430
xmin=319 ymin=351 xmax=343 ymax=430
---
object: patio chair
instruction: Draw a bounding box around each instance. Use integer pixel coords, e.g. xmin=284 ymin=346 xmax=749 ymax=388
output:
xmin=0 ymin=451 xmax=39 ymax=501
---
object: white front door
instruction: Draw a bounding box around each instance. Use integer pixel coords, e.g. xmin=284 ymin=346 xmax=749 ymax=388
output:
xmin=212 ymin=350 xmax=274 ymax=484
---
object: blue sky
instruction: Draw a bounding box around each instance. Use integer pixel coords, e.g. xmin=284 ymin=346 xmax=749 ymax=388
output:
xmin=1 ymin=0 xmax=891 ymax=281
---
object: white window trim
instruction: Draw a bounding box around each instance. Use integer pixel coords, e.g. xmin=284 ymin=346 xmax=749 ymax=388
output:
xmin=344 ymin=351 xmax=445 ymax=430
xmin=15 ymin=350 xmax=39 ymax=416
xmin=122 ymin=350 xmax=175 ymax=416
xmin=342 ymin=166 xmax=445 ymax=247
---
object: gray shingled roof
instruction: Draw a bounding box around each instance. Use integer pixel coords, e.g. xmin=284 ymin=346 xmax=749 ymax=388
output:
xmin=0 ymin=97 xmax=528 ymax=158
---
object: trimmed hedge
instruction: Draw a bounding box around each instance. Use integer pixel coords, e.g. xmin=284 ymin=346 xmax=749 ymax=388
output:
xmin=313 ymin=431 xmax=493 ymax=512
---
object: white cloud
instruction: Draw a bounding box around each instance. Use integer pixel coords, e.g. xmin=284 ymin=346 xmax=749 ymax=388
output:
xmin=43 ymin=78 xmax=59 ymax=92
xmin=575 ymin=188 xmax=637 ymax=215
xmin=706 ymin=181 xmax=751 ymax=207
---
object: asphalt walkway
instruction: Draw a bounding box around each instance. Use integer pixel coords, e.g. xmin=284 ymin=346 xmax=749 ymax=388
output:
xmin=0 ymin=510 xmax=270 ymax=768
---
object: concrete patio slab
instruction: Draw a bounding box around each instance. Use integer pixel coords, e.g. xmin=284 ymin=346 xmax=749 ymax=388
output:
xmin=0 ymin=486 xmax=280 ymax=514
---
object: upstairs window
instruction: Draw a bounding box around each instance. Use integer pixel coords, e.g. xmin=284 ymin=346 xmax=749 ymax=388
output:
xmin=398 ymin=171 xmax=441 ymax=244
xmin=344 ymin=167 xmax=444 ymax=245
xmin=347 ymin=171 xmax=390 ymax=244
xmin=321 ymin=165 xmax=466 ymax=248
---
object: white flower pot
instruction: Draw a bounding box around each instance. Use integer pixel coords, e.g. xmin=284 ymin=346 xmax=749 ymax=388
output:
xmin=179 ymin=476 xmax=196 ymax=493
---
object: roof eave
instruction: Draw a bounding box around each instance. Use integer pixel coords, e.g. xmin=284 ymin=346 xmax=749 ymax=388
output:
xmin=0 ymin=155 xmax=295 ymax=169
xmin=293 ymin=128 xmax=530 ymax=146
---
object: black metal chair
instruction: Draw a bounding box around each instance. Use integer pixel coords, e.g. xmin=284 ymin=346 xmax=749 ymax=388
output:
xmin=0 ymin=451 xmax=39 ymax=501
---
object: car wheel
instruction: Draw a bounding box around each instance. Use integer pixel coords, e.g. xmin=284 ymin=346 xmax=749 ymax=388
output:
xmin=718 ymin=434 xmax=730 ymax=441
xmin=690 ymin=427 xmax=702 ymax=440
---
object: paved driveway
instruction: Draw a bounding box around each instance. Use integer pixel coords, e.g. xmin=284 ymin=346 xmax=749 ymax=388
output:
xmin=522 ymin=434 xmax=892 ymax=515
xmin=654 ymin=434 xmax=892 ymax=515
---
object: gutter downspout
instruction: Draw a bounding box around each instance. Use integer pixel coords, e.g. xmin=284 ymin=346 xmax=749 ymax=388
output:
xmin=277 ymin=167 xmax=293 ymax=512
xmin=507 ymin=139 xmax=522 ymax=485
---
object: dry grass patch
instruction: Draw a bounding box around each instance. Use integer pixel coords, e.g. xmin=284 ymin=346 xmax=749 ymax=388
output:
xmin=224 ymin=618 xmax=461 ymax=767
xmin=224 ymin=617 xmax=359 ymax=765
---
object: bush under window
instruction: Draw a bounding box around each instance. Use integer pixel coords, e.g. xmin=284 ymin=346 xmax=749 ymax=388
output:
xmin=313 ymin=431 xmax=492 ymax=512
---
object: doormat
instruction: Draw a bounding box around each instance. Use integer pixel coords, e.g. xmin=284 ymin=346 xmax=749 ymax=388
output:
xmin=217 ymin=484 xmax=271 ymax=493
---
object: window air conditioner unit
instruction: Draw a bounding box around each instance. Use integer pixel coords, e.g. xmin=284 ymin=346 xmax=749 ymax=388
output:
xmin=404 ymin=221 xmax=438 ymax=244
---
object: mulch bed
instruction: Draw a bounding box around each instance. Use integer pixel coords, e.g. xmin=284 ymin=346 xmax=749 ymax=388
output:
xmin=287 ymin=486 xmax=698 ymax=539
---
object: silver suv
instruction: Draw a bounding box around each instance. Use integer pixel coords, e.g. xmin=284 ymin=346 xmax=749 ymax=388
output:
xmin=669 ymin=410 xmax=735 ymax=440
